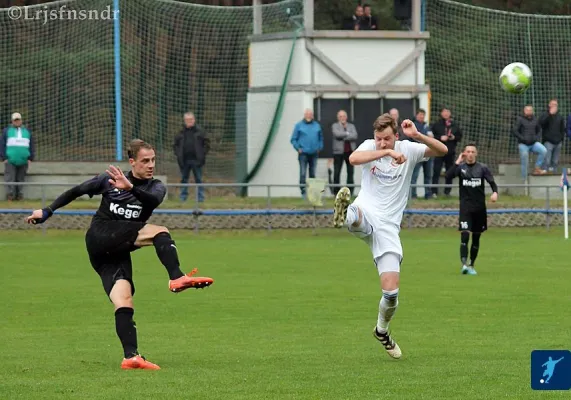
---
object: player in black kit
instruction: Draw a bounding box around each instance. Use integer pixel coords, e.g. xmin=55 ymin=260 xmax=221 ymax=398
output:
xmin=445 ymin=144 xmax=498 ymax=275
xmin=25 ymin=139 xmax=214 ymax=370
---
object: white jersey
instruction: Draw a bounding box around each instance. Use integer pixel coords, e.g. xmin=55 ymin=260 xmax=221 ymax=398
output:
xmin=353 ymin=139 xmax=427 ymax=227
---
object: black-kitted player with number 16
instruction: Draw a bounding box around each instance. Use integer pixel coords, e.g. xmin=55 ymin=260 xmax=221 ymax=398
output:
xmin=445 ymin=144 xmax=498 ymax=275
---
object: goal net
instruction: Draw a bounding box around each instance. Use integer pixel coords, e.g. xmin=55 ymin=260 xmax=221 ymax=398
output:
xmin=425 ymin=0 xmax=571 ymax=171
xmin=120 ymin=0 xmax=303 ymax=180
xmin=0 ymin=0 xmax=116 ymax=161
xmin=0 ymin=0 xmax=303 ymax=181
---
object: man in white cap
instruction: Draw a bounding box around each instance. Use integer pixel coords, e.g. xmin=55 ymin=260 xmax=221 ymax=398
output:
xmin=1 ymin=112 xmax=35 ymax=200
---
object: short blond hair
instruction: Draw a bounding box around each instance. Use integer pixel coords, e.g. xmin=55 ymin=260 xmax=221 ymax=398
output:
xmin=373 ymin=113 xmax=398 ymax=134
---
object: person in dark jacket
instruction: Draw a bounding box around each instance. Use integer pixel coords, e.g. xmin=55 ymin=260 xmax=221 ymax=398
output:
xmin=539 ymin=99 xmax=566 ymax=172
xmin=290 ymin=109 xmax=323 ymax=197
xmin=362 ymin=4 xmax=378 ymax=30
xmin=513 ymin=105 xmax=546 ymax=179
xmin=343 ymin=5 xmax=366 ymax=30
xmin=410 ymin=109 xmax=434 ymax=199
xmin=173 ymin=112 xmax=210 ymax=202
xmin=331 ymin=110 xmax=358 ymax=196
xmin=430 ymin=107 xmax=462 ymax=197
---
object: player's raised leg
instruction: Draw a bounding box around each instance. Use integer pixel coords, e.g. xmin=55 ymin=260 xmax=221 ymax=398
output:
xmin=134 ymin=224 xmax=214 ymax=292
xmin=372 ymin=253 xmax=402 ymax=359
xmin=109 ymin=280 xmax=160 ymax=370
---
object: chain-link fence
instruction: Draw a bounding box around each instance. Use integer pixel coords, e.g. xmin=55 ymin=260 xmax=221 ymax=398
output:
xmin=1 ymin=182 xmax=568 ymax=231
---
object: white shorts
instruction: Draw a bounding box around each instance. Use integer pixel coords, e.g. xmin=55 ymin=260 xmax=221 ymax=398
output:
xmin=348 ymin=206 xmax=403 ymax=274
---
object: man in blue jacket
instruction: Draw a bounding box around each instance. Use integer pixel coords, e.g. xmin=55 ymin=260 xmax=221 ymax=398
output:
xmin=290 ymin=109 xmax=323 ymax=197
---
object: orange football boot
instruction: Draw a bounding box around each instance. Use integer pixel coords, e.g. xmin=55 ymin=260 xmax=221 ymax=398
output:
xmin=121 ymin=355 xmax=160 ymax=370
xmin=169 ymin=268 xmax=214 ymax=293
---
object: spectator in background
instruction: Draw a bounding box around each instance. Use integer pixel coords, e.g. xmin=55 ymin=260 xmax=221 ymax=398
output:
xmin=410 ymin=109 xmax=434 ymax=199
xmin=362 ymin=4 xmax=378 ymax=30
xmin=430 ymin=107 xmax=462 ymax=198
xmin=567 ymin=113 xmax=571 ymax=140
xmin=173 ymin=112 xmax=210 ymax=202
xmin=539 ymin=99 xmax=565 ymax=173
xmin=389 ymin=108 xmax=404 ymax=137
xmin=513 ymin=105 xmax=546 ymax=179
xmin=0 ymin=112 xmax=34 ymax=201
xmin=331 ymin=110 xmax=358 ymax=196
xmin=343 ymin=5 xmax=365 ymax=30
xmin=290 ymin=109 xmax=323 ymax=198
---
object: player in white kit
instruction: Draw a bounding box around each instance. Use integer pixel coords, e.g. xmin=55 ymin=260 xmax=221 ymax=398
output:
xmin=333 ymin=113 xmax=448 ymax=359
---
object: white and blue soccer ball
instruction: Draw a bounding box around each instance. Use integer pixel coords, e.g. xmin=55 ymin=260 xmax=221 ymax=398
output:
xmin=499 ymin=62 xmax=532 ymax=94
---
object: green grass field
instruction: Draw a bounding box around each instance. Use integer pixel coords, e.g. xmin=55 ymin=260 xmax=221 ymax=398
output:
xmin=1 ymin=228 xmax=570 ymax=399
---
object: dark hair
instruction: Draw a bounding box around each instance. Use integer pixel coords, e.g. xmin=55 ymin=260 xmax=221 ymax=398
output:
xmin=463 ymin=143 xmax=477 ymax=151
xmin=373 ymin=113 xmax=398 ymax=134
xmin=128 ymin=139 xmax=154 ymax=160
xmin=363 ymin=3 xmax=371 ymax=8
xmin=417 ymin=108 xmax=426 ymax=114
xmin=440 ymin=106 xmax=450 ymax=112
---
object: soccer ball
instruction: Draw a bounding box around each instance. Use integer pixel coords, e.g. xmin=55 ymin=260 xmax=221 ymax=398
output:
xmin=499 ymin=62 xmax=532 ymax=94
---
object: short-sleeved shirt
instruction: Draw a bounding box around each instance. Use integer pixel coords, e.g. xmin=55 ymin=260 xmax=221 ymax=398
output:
xmin=353 ymin=139 xmax=427 ymax=227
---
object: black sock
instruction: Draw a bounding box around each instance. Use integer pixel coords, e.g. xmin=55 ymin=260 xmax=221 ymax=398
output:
xmin=460 ymin=231 xmax=470 ymax=265
xmin=115 ymin=307 xmax=138 ymax=359
xmin=470 ymin=233 xmax=481 ymax=266
xmin=153 ymin=232 xmax=184 ymax=280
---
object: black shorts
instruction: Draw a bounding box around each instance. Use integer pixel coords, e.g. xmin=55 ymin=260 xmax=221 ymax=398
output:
xmin=85 ymin=220 xmax=145 ymax=296
xmin=458 ymin=209 xmax=487 ymax=233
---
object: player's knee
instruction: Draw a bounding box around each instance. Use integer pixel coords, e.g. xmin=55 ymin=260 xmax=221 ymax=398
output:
xmin=141 ymin=224 xmax=169 ymax=243
xmin=153 ymin=225 xmax=169 ymax=236
xmin=378 ymin=253 xmax=400 ymax=291
xmin=376 ymin=253 xmax=401 ymax=290
xmin=112 ymin=291 xmax=133 ymax=310
xmin=380 ymin=272 xmax=399 ymax=291
xmin=114 ymin=297 xmax=133 ymax=310
xmin=461 ymin=231 xmax=470 ymax=243
xmin=109 ymin=280 xmax=133 ymax=309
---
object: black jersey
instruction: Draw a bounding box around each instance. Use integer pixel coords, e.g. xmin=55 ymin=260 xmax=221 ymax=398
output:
xmin=445 ymin=162 xmax=498 ymax=212
xmin=47 ymin=171 xmax=166 ymax=225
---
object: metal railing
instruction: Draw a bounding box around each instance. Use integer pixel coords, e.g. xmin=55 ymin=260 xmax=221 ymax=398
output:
xmin=0 ymin=181 xmax=567 ymax=232
xmin=0 ymin=180 xmax=564 ymax=205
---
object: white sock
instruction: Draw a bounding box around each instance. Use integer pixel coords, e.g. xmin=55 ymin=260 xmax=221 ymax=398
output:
xmin=377 ymin=288 xmax=399 ymax=333
xmin=345 ymin=204 xmax=359 ymax=226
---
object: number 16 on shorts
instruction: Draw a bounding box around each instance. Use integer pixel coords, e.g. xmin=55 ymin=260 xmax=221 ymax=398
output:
xmin=460 ymin=221 xmax=469 ymax=230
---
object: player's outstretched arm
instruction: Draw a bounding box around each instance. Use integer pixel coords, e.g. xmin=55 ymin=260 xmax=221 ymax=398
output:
xmin=400 ymin=120 xmax=447 ymax=157
xmin=26 ymin=174 xmax=107 ymax=224
xmin=349 ymin=149 xmax=402 ymax=166
xmin=483 ymin=165 xmax=499 ymax=202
